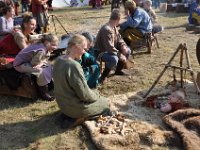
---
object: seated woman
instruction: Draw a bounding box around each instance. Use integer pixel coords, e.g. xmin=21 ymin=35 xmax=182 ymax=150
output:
xmin=79 ymin=32 xmax=100 ymax=89
xmin=53 ymin=34 xmax=110 ymax=129
xmin=0 ymin=15 xmax=36 ymax=56
xmin=13 ymin=33 xmax=59 ymax=101
xmin=13 ymin=15 xmax=37 ymax=50
xmin=0 ymin=6 xmax=15 ymax=40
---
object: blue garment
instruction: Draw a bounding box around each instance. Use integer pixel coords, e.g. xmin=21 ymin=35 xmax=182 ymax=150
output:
xmin=101 ymin=48 xmax=131 ymax=69
xmin=78 ymin=48 xmax=100 ymax=89
xmin=152 ymin=0 xmax=160 ymax=9
xmin=120 ymin=8 xmax=152 ymax=34
xmin=188 ymin=1 xmax=200 ymax=24
xmin=21 ymin=3 xmax=29 ymax=13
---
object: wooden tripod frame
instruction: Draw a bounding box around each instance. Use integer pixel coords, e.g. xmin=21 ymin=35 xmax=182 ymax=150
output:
xmin=143 ymin=43 xmax=200 ymax=98
xmin=47 ymin=15 xmax=69 ymax=35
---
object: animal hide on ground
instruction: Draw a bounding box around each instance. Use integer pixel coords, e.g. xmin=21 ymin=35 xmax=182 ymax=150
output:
xmin=163 ymin=108 xmax=200 ymax=150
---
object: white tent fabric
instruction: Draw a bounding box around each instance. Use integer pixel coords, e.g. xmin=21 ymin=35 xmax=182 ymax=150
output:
xmin=52 ymin=0 xmax=70 ymax=8
xmin=52 ymin=0 xmax=89 ymax=8
xmin=78 ymin=0 xmax=89 ymax=6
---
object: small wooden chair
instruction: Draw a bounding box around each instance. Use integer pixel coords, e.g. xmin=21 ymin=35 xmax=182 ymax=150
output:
xmin=145 ymin=32 xmax=159 ymax=54
xmin=131 ymin=32 xmax=159 ymax=56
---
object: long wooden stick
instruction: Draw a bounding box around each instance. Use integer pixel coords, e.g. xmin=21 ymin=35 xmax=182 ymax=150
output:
xmin=180 ymin=48 xmax=184 ymax=88
xmin=143 ymin=44 xmax=183 ymax=98
xmin=143 ymin=43 xmax=200 ymax=98
xmin=184 ymin=45 xmax=200 ymax=94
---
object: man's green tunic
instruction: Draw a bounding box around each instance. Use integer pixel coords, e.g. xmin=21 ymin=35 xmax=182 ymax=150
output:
xmin=53 ymin=56 xmax=109 ymax=118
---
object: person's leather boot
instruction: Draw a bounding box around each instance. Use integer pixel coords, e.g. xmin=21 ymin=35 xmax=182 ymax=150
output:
xmin=115 ymin=61 xmax=129 ymax=76
xmin=99 ymin=67 xmax=111 ymax=84
xmin=123 ymin=61 xmax=129 ymax=69
xmin=38 ymin=85 xmax=55 ymax=101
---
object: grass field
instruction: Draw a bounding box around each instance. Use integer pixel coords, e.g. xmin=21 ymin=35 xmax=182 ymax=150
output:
xmin=0 ymin=5 xmax=200 ymax=149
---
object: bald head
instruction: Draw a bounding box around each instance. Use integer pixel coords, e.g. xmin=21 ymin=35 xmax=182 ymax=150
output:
xmin=110 ymin=8 xmax=121 ymax=21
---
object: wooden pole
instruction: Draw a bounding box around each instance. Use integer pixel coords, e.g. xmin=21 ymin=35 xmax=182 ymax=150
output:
xmin=144 ymin=43 xmax=200 ymax=98
xmin=143 ymin=44 xmax=183 ymax=98
xmin=184 ymin=45 xmax=200 ymax=94
xmin=180 ymin=47 xmax=184 ymax=88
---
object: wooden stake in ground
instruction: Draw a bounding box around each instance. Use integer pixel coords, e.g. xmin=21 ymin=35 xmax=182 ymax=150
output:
xmin=143 ymin=43 xmax=200 ymax=98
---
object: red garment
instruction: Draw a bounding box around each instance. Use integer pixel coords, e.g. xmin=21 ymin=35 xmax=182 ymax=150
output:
xmin=0 ymin=34 xmax=21 ymax=55
xmin=169 ymin=102 xmax=184 ymax=112
xmin=14 ymin=2 xmax=19 ymax=16
xmin=95 ymin=0 xmax=102 ymax=7
xmin=31 ymin=0 xmax=45 ymax=15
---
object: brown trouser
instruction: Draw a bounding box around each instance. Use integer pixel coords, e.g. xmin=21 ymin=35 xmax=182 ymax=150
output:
xmin=119 ymin=28 xmax=144 ymax=49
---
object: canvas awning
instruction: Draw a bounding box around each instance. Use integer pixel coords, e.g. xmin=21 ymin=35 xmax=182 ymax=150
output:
xmin=52 ymin=0 xmax=89 ymax=8
xmin=52 ymin=0 xmax=70 ymax=8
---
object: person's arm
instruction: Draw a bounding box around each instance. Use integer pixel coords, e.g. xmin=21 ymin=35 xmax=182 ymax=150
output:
xmin=120 ymin=9 xmax=143 ymax=30
xmin=0 ymin=17 xmax=12 ymax=35
xmin=68 ymin=62 xmax=103 ymax=103
xmin=150 ymin=8 xmax=157 ymax=23
xmin=116 ymin=28 xmax=129 ymax=55
xmin=100 ymin=27 xmax=119 ymax=55
xmin=13 ymin=31 xmax=29 ymax=49
xmin=31 ymin=50 xmax=47 ymax=67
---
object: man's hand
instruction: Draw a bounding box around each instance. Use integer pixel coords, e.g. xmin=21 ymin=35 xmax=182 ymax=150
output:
xmin=124 ymin=9 xmax=130 ymax=17
xmin=118 ymin=53 xmax=127 ymax=62
xmin=120 ymin=44 xmax=128 ymax=55
xmin=33 ymin=63 xmax=43 ymax=68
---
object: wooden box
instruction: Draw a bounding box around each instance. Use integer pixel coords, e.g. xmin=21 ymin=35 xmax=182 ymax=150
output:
xmin=0 ymin=72 xmax=39 ymax=99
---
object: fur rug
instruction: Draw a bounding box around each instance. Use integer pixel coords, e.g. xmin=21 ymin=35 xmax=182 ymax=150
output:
xmin=163 ymin=108 xmax=200 ymax=150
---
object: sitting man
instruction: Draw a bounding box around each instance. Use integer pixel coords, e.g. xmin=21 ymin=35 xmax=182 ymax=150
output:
xmin=94 ymin=8 xmax=131 ymax=84
xmin=188 ymin=0 xmax=200 ymax=25
xmin=119 ymin=0 xmax=152 ymax=49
